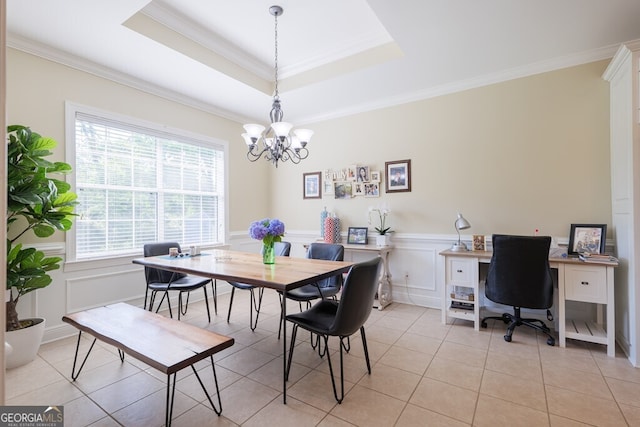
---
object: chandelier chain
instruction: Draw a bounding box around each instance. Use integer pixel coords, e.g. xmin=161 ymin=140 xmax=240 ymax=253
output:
xmin=273 ymin=11 xmax=279 ymax=100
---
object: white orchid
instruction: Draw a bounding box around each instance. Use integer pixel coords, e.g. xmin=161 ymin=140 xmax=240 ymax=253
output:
xmin=368 ymin=206 xmax=392 ymax=235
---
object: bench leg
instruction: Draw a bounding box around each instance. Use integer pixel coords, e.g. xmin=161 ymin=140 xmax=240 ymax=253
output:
xmin=166 ymin=373 xmax=177 ymax=427
xmin=191 ymin=355 xmax=223 ymax=415
xmin=164 ymin=356 xmax=222 ymax=426
xmin=70 ymin=332 xmax=126 ymax=381
xmin=70 ymin=331 xmax=97 ymax=381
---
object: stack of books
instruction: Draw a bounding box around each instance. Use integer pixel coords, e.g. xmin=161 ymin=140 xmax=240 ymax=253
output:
xmin=450 ymin=301 xmax=474 ymax=311
xmin=450 ymin=291 xmax=474 ymax=301
xmin=578 ymin=252 xmax=618 ymax=264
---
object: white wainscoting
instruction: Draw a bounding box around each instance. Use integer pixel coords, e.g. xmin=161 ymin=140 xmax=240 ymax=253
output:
xmin=19 ymin=233 xmax=593 ymax=343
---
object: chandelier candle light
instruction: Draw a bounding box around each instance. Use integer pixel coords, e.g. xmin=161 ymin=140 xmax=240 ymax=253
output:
xmin=242 ymin=5 xmax=314 ymax=168
xmin=249 ymin=218 xmax=285 ymax=264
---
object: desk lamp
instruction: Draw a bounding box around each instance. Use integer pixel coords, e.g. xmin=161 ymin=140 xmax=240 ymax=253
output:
xmin=451 ymin=213 xmax=471 ymax=252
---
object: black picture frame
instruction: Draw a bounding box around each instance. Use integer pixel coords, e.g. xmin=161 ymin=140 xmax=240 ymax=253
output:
xmin=385 ymin=159 xmax=411 ymax=193
xmin=347 ymin=227 xmax=368 ymax=245
xmin=568 ymin=223 xmax=607 ymax=255
xmin=303 ymin=172 xmax=322 ymax=199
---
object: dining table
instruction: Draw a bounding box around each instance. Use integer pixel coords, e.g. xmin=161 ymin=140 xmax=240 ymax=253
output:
xmin=132 ymin=248 xmax=355 ymax=403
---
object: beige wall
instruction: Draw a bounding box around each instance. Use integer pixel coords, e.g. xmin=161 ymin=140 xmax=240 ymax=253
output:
xmin=272 ymin=60 xmax=612 ymax=240
xmin=7 ymin=48 xmax=272 ymax=241
xmin=8 ymin=48 xmax=612 ymax=243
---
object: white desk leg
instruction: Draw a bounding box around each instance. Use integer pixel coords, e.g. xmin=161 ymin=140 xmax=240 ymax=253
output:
xmin=558 ymin=264 xmax=566 ymax=348
xmin=606 ymin=266 xmax=615 ymax=357
xmin=377 ymin=251 xmax=392 ymax=310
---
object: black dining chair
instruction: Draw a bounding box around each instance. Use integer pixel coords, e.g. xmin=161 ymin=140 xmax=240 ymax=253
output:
xmin=287 ymin=243 xmax=345 ymax=305
xmin=480 ymin=234 xmax=556 ymax=346
xmin=277 ymin=242 xmax=344 ymax=339
xmin=285 ymin=257 xmax=382 ymax=403
xmin=226 ymin=241 xmax=291 ymax=330
xmin=143 ymin=242 xmax=212 ymax=322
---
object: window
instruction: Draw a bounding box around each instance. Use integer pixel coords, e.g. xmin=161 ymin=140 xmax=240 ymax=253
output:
xmin=66 ymin=103 xmax=227 ymax=260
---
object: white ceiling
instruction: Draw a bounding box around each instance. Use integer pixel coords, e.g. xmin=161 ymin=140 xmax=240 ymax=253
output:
xmin=7 ymin=0 xmax=640 ymax=125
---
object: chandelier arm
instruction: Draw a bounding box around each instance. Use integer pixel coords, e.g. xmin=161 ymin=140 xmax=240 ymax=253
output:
xmin=247 ymin=143 xmax=273 ymax=162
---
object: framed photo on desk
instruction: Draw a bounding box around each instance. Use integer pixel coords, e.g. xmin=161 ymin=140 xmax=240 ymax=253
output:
xmin=347 ymin=227 xmax=368 ymax=245
xmin=568 ymin=223 xmax=607 ymax=255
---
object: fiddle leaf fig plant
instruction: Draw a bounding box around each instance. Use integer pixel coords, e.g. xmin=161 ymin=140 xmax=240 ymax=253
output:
xmin=6 ymin=125 xmax=77 ymax=331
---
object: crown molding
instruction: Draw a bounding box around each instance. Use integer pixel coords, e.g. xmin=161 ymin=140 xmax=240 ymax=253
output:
xmin=7 ymin=33 xmax=626 ymax=127
xmin=300 ymin=43 xmax=621 ymax=124
xmin=139 ymin=2 xmax=273 ymax=81
xmin=602 ymin=39 xmax=640 ymax=81
xmin=7 ymin=34 xmax=248 ymax=124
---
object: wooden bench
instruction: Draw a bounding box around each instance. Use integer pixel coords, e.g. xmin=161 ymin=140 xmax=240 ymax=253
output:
xmin=62 ymin=302 xmax=234 ymax=426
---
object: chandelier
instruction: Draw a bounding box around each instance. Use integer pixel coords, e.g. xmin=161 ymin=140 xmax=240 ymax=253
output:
xmin=241 ymin=5 xmax=313 ymax=168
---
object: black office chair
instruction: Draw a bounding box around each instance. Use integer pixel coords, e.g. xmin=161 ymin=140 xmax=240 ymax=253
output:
xmin=278 ymin=242 xmax=344 ymax=339
xmin=480 ymin=234 xmax=556 ymax=346
xmin=285 ymin=257 xmax=382 ymax=403
xmin=226 ymin=241 xmax=291 ymax=330
xmin=143 ymin=242 xmax=212 ymax=322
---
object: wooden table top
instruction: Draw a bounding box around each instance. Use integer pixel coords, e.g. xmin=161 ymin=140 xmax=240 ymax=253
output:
xmin=62 ymin=303 xmax=234 ymax=374
xmin=132 ymin=249 xmax=356 ymax=291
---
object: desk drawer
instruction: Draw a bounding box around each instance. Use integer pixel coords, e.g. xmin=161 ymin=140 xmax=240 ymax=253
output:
xmin=564 ymin=265 xmax=607 ymax=303
xmin=446 ymin=257 xmax=475 ymax=286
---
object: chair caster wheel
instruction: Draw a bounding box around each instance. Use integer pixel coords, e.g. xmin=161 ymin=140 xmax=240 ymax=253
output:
xmin=481 ymin=321 xmax=487 ymax=328
xmin=547 ymin=337 xmax=555 ymax=346
xmin=503 ymin=335 xmax=512 ymax=342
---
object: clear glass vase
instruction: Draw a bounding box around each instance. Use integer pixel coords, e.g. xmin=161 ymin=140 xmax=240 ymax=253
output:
xmin=262 ymin=241 xmax=275 ymax=264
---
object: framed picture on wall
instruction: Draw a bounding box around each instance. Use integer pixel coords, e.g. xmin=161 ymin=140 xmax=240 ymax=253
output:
xmin=568 ymin=223 xmax=607 ymax=255
xmin=385 ymin=159 xmax=411 ymax=193
xmin=334 ymin=181 xmax=353 ymax=199
xmin=370 ymin=171 xmax=380 ymax=182
xmin=303 ymin=172 xmax=321 ymax=199
xmin=347 ymin=227 xmax=368 ymax=245
xmin=323 ymin=178 xmax=334 ymax=196
xmin=356 ymin=166 xmax=370 ymax=182
xmin=364 ymin=182 xmax=380 ymax=197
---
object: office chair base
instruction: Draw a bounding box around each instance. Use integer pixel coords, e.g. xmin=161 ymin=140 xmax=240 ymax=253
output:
xmin=482 ymin=308 xmax=555 ymax=346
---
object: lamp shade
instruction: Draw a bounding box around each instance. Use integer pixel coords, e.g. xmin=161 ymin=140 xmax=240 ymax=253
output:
xmin=451 ymin=213 xmax=471 ymax=251
xmin=243 ymin=124 xmax=265 ymax=139
xmin=271 ymin=121 xmax=293 ymax=138
xmin=455 ymin=213 xmax=471 ymax=231
xmin=294 ymin=128 xmax=314 ymax=144
xmin=241 ymin=133 xmax=253 ymax=146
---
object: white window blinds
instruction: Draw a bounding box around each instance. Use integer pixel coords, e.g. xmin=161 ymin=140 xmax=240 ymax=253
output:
xmin=72 ymin=109 xmax=225 ymax=260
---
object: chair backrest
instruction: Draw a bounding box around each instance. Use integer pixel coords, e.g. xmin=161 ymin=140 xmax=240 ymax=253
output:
xmin=143 ymin=242 xmax=186 ymax=284
xmin=306 ymin=243 xmax=345 ymax=289
xmin=273 ymin=241 xmax=292 ymax=257
xmin=330 ymin=257 xmax=382 ymax=336
xmin=485 ymin=234 xmax=553 ymax=309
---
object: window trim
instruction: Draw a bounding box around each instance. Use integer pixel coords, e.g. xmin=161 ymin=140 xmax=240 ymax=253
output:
xmin=64 ymin=101 xmax=229 ymax=263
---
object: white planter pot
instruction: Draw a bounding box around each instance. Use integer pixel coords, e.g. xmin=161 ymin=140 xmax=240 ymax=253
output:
xmin=376 ymin=234 xmax=391 ymax=247
xmin=5 ymin=318 xmax=45 ymax=369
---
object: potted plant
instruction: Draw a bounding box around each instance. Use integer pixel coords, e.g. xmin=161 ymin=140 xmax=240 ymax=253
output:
xmin=6 ymin=125 xmax=77 ymax=368
xmin=368 ymin=206 xmax=393 ymax=247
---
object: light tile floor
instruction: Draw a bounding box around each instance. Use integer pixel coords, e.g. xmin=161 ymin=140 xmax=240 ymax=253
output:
xmin=6 ymin=290 xmax=640 ymax=426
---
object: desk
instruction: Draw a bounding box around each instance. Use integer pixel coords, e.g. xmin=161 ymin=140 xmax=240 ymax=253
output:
xmin=440 ymin=249 xmax=617 ymax=356
xmin=132 ymin=249 xmax=355 ymax=402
